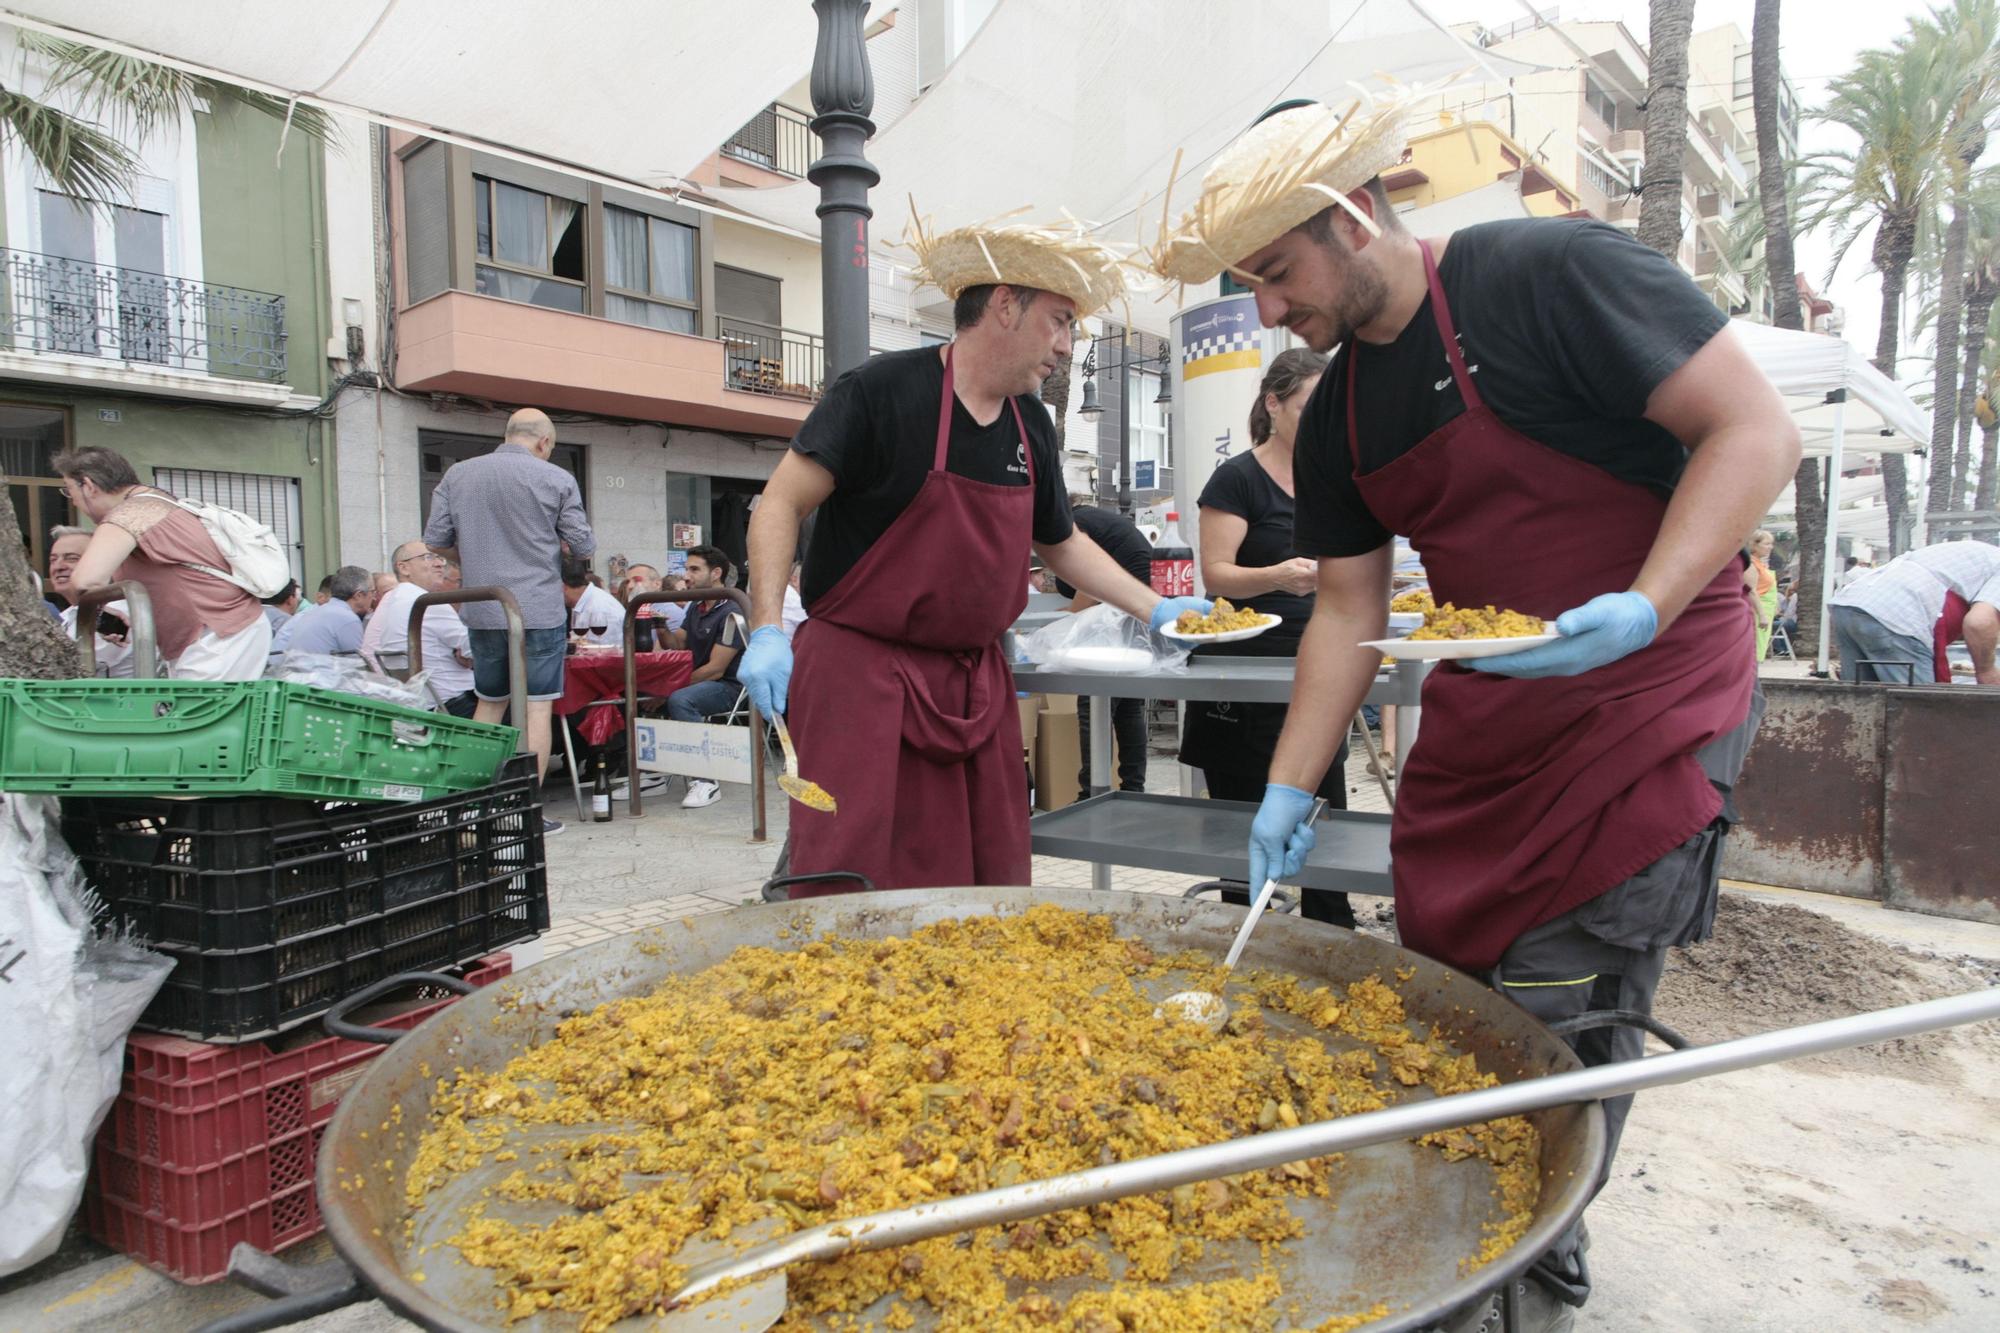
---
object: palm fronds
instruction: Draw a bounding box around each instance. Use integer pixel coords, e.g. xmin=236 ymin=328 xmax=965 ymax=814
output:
xmin=0 ymin=86 xmax=141 ymax=202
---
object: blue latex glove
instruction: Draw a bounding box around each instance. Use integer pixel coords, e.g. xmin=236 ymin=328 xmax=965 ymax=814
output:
xmin=1149 ymin=596 xmax=1213 ymax=634
xmin=1469 ymin=590 xmax=1659 ymax=679
xmin=1247 ymin=783 xmax=1318 ymax=892
xmin=739 ymin=624 xmax=794 ymax=717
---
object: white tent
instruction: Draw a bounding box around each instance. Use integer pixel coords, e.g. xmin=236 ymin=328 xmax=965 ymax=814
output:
xmin=1727 ymin=318 xmax=1931 ymax=673
xmin=0 ymin=1 xmax=1551 ymax=332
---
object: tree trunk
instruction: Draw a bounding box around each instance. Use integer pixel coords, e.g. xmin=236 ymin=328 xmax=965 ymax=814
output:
xmin=1976 ymin=418 xmax=1999 ymax=512
xmin=1043 ymin=337 xmax=1073 ymax=451
xmin=1636 ymin=0 xmax=1697 ymax=259
xmin=0 ymin=487 xmax=88 ymax=679
xmin=1928 ymin=201 xmax=1972 ymax=519
xmin=1873 ymin=219 xmax=1916 ymax=553
xmin=1953 ymin=277 xmax=1994 ymax=509
xmin=1754 ymin=0 xmax=1825 ymax=654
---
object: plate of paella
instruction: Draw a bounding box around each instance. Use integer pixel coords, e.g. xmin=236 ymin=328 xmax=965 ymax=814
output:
xmin=1159 ymin=597 xmax=1283 ymax=645
xmin=1363 ymin=602 xmax=1556 ymax=661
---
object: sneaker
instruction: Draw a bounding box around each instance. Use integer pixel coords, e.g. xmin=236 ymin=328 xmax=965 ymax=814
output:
xmin=611 ymin=772 xmax=672 ymax=800
xmin=542 ymin=817 xmax=565 ymax=836
xmin=681 ymin=779 xmax=722 ymax=809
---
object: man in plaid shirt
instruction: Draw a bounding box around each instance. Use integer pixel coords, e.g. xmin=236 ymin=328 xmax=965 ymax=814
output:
xmin=1828 ymin=540 xmax=2000 ymax=684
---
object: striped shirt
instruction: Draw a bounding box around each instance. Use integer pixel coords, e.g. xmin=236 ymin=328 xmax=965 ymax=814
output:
xmin=1830 ymin=540 xmax=2000 ymax=640
xmin=422 ymin=444 xmax=595 ymax=630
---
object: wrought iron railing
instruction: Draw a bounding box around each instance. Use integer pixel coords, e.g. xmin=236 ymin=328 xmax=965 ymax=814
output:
xmin=718 ymin=316 xmax=824 ymax=401
xmin=0 ymin=248 xmax=287 ymax=382
xmin=721 ymin=102 xmax=819 ymax=179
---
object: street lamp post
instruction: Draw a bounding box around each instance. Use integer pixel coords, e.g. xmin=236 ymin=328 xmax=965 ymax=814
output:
xmin=809 ymin=0 xmax=877 ymax=381
xmin=1076 ymin=330 xmax=1172 ymax=515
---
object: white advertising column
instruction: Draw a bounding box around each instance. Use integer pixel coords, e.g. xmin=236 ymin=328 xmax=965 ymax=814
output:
xmin=1170 ymin=292 xmax=1285 ymax=589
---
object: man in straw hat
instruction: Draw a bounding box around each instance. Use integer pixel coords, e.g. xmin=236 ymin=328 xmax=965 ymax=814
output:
xmin=1156 ymin=94 xmax=1800 ymax=1327
xmin=740 ymin=211 xmax=1209 ymax=894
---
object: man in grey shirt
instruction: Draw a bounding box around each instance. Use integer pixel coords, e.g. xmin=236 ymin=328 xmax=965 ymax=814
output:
xmin=423 ymin=408 xmax=595 ymax=807
xmin=270 ymin=565 xmax=375 ymax=658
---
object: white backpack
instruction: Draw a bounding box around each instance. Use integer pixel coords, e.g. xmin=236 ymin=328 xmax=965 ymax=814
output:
xmin=160 ymin=494 xmax=293 ymax=598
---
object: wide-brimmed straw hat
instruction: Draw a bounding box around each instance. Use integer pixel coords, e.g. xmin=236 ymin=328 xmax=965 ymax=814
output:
xmin=903 ymin=202 xmax=1129 ymax=316
xmin=1150 ymin=87 xmax=1413 ymax=286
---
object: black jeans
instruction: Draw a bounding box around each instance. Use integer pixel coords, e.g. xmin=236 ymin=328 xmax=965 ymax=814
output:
xmin=1076 ymin=695 xmax=1148 ymax=798
xmin=1202 ymin=765 xmax=1353 ymax=930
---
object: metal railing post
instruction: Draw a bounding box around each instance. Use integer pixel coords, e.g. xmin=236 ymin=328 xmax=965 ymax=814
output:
xmin=74 ymin=582 xmax=158 ymax=678
xmin=621 ymin=587 xmax=766 ymax=841
xmin=406 ymin=587 xmax=528 ymax=754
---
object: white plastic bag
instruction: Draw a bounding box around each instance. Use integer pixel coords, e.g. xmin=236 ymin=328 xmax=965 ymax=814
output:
xmin=1022 ymin=603 xmax=1189 ymax=674
xmin=0 ymin=795 xmax=173 ymax=1276
xmin=267 ymin=651 xmax=435 ymax=710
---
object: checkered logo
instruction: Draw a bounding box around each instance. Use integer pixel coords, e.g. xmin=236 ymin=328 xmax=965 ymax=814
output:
xmin=1182 ymin=325 xmax=1259 ymax=368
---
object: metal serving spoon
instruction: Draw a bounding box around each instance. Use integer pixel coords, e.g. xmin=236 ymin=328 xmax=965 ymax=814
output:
xmin=1158 ymin=796 xmax=1331 ymax=1034
xmin=768 ymin=713 xmax=836 ymax=813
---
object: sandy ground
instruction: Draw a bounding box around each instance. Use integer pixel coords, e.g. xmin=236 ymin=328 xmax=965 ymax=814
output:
xmin=4 ymin=755 xmax=1997 ymax=1331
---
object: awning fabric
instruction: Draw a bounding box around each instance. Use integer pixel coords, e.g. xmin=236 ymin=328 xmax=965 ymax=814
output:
xmin=1727 ymin=317 xmax=1930 ymax=456
xmin=0 ymin=0 xmax=822 ymax=192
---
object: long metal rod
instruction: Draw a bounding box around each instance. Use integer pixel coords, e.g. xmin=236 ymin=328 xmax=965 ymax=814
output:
xmin=621 ymin=587 xmax=765 ymax=840
xmin=74 ymin=581 xmax=157 ymax=678
xmin=1817 ymin=395 xmax=1847 ymax=675
xmin=667 ymin=987 xmax=2000 ymax=1307
xmin=406 ymin=588 xmax=527 ymax=752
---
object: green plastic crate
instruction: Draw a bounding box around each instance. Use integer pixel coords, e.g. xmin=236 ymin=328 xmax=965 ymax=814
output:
xmin=0 ymin=680 xmax=520 ymax=802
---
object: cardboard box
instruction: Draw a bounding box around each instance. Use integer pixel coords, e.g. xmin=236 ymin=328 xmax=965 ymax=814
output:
xmin=1016 ymin=696 xmax=1040 ymax=760
xmin=1034 ymin=706 xmax=1081 ymax=812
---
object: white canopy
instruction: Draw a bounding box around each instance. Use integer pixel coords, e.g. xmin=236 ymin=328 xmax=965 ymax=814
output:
xmin=1724 ymin=318 xmax=1930 ymax=672
xmin=728 ymin=0 xmax=1549 ymax=335
xmin=0 ymin=0 xmax=823 ymax=195
xmin=1727 ymin=317 xmax=1929 ymax=457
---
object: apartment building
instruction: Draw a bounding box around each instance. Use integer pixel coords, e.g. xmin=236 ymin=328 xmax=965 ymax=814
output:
xmin=1408 ymin=15 xmax=1799 ymax=317
xmin=0 ymin=27 xmax=342 ymax=586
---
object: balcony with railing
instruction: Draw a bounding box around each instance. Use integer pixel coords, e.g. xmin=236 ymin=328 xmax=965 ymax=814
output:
xmin=721 ymin=103 xmax=819 ymax=180
xmin=717 ymin=317 xmax=824 ymax=400
xmin=0 ymin=248 xmax=286 ymax=384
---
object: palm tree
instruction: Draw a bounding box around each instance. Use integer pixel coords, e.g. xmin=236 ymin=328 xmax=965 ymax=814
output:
xmin=1636 ymin=0 xmax=1697 ymax=258
xmin=1976 ymin=318 xmax=2000 ymax=508
xmin=1803 ymin=39 xmax=1956 ymax=553
xmin=1911 ymin=0 xmax=2000 ymax=520
xmin=1752 ymin=0 xmax=1831 ymax=654
xmin=1949 ymin=179 xmax=2000 ymax=506
xmin=0 ymin=36 xmax=332 ymax=679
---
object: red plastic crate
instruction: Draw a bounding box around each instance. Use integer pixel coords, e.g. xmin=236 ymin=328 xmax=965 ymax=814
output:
xmin=85 ymin=954 xmax=511 ymax=1283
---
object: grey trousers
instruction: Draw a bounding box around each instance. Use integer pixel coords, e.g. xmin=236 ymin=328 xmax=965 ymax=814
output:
xmin=1484 ymin=682 xmax=1766 ymax=1307
xmin=1830 ymin=605 xmax=1932 ymax=684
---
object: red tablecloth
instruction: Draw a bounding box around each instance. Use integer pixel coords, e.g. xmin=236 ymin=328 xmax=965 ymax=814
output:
xmin=556 ymin=650 xmax=692 ymax=746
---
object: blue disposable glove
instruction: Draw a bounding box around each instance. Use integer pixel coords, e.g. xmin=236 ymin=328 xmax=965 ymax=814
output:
xmin=1470 ymin=590 xmax=1659 ymax=679
xmin=1247 ymin=783 xmax=1318 ymax=892
xmin=739 ymin=625 xmax=794 ymax=718
xmin=1149 ymin=596 xmax=1213 ymax=634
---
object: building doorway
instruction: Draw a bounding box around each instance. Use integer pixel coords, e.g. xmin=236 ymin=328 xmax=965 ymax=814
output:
xmin=417 ymin=429 xmax=588 ymax=527
xmin=0 ymin=403 xmax=75 ymax=585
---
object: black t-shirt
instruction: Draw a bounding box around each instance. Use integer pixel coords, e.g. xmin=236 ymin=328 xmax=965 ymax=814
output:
xmin=793 ymin=346 xmax=1076 ymax=605
xmin=685 ymin=600 xmax=744 ymax=682
xmin=1295 ymin=219 xmax=1728 ymax=558
xmin=1053 ymin=505 xmax=1152 ymax=597
xmin=1197 ymin=449 xmax=1314 ymax=635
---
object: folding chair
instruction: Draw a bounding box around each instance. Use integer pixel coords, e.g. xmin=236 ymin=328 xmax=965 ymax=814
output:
xmin=1768 ymin=624 xmax=1794 ymax=660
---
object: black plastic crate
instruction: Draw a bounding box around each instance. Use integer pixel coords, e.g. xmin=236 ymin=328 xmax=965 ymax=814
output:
xmin=62 ymin=755 xmax=547 ymax=1042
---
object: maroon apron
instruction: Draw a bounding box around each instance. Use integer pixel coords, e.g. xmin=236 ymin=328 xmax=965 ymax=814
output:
xmin=786 ymin=346 xmax=1035 ymax=894
xmin=1347 ymin=240 xmax=1754 ymax=972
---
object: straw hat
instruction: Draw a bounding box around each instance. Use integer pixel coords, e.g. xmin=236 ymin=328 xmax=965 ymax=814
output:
xmin=903 ymin=202 xmax=1130 ymax=316
xmin=1150 ymin=88 xmax=1413 ymax=286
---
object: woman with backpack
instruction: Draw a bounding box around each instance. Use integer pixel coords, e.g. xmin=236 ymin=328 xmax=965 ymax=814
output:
xmin=55 ymin=447 xmax=272 ymax=680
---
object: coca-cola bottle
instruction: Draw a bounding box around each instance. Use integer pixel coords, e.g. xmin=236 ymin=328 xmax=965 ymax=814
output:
xmin=1150 ymin=511 xmax=1195 ymax=598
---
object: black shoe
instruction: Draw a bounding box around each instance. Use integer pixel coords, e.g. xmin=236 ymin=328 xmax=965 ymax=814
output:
xmin=542 ymin=817 xmax=564 ymax=836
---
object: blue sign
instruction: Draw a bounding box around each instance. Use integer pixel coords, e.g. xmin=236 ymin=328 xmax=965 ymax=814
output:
xmin=1134 ymin=460 xmax=1156 ymax=491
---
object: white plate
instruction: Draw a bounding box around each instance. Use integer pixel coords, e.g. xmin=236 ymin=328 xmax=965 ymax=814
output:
xmin=1043 ymin=645 xmax=1160 ymax=672
xmin=1362 ymin=633 xmax=1559 ymax=661
xmin=1159 ymin=614 xmax=1283 ymax=646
